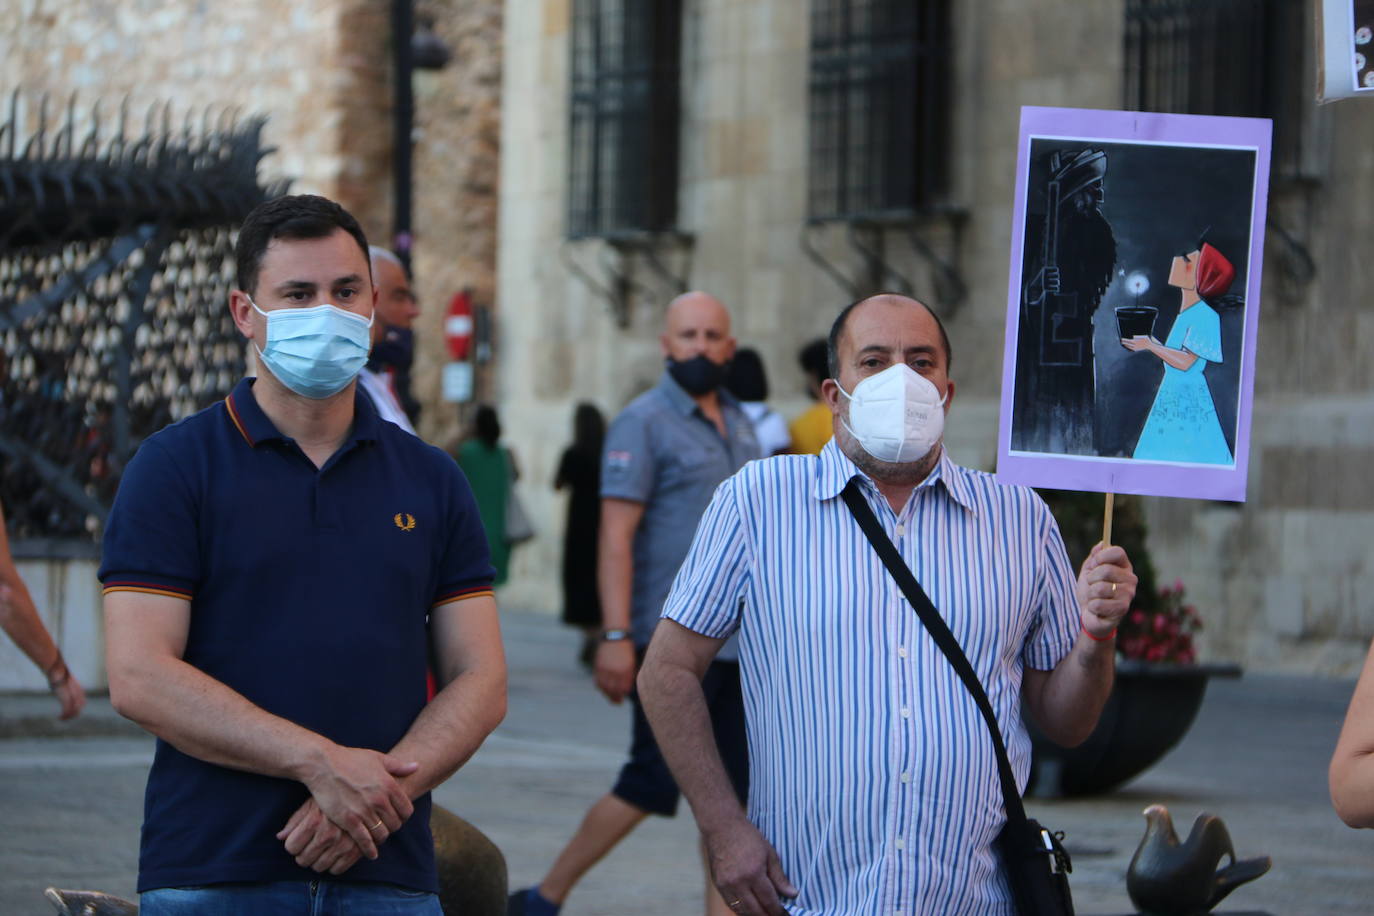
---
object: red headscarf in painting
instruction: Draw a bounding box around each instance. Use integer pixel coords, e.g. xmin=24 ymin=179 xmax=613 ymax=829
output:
xmin=1195 ymin=242 xmax=1235 ymax=301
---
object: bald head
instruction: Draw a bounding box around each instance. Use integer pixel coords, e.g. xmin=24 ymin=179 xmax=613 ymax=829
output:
xmin=827 ymin=294 xmax=951 ymax=378
xmin=665 ymin=291 xmax=730 ymax=334
xmin=368 ymin=247 xmax=419 ymax=342
xmin=661 ymin=291 xmax=735 ymax=366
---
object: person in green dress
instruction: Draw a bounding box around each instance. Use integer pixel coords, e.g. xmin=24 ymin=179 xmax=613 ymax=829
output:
xmin=455 ymin=405 xmax=518 ymax=585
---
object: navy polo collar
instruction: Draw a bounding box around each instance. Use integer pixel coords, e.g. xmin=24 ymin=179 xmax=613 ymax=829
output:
xmin=224 ymin=377 xmax=381 ymax=448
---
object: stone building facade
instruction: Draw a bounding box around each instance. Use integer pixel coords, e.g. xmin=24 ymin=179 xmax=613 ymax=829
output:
xmin=0 ymin=0 xmax=503 ymax=688
xmin=495 ymin=0 xmax=1374 ymax=674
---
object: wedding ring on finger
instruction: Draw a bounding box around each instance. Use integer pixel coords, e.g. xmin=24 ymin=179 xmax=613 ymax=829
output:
xmin=369 ymin=819 xmax=385 ymax=832
xmin=1110 ymin=581 xmax=1117 ymax=595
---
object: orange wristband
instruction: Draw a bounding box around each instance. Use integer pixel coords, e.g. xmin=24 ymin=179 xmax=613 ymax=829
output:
xmin=1081 ymin=623 xmax=1116 ymax=643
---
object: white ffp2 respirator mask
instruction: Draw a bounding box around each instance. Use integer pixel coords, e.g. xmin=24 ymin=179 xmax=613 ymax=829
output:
xmin=836 ymin=363 xmax=947 ymax=464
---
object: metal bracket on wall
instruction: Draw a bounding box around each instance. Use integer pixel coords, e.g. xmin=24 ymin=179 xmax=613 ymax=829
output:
xmin=560 ymin=231 xmax=695 ymax=329
xmin=904 ymin=214 xmax=968 ymax=316
xmin=799 ymin=212 xmax=968 ymax=317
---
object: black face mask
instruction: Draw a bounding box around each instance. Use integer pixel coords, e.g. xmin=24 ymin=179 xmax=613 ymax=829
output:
xmin=667 ymin=354 xmax=728 ymax=396
xmin=367 ymin=326 xmax=414 ymax=372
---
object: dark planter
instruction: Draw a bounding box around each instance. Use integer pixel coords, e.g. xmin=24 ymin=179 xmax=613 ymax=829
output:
xmin=1025 ymin=660 xmax=1242 ymax=798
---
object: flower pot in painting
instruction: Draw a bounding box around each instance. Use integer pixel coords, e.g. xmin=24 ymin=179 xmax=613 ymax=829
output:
xmin=1025 ymin=660 xmax=1241 ymax=798
xmin=1115 ymin=305 xmax=1158 ymax=342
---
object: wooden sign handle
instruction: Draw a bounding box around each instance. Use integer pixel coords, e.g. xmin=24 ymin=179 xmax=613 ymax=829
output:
xmin=1102 ymin=492 xmax=1115 ymax=547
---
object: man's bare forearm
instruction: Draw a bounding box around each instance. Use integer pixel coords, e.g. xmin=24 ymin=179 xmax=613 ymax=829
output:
xmin=391 ymin=663 xmax=507 ymax=799
xmin=639 ymin=651 xmax=745 ymax=834
xmin=0 ymin=575 xmax=61 ymax=675
xmin=1027 ymin=634 xmax=1115 ymax=747
xmin=390 ymin=595 xmax=508 ymax=798
xmin=109 ymin=647 xmax=334 ymax=781
xmin=597 ymin=525 xmax=635 ymax=632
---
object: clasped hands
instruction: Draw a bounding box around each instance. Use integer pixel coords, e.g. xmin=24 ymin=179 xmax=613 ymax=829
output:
xmin=276 ymin=745 xmax=420 ymax=875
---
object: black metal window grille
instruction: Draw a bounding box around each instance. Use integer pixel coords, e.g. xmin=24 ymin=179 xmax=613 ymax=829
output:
xmin=567 ymin=0 xmax=682 ymax=239
xmin=1124 ymin=0 xmax=1307 ymax=177
xmin=0 ymin=95 xmax=282 ymax=541
xmin=808 ymin=0 xmax=951 ymax=222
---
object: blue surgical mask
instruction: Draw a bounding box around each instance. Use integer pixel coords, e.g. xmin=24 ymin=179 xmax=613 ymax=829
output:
xmin=249 ymin=297 xmax=373 ymax=399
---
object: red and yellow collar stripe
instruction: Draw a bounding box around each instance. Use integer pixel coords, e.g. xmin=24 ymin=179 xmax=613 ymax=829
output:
xmin=224 ymin=393 xmax=255 ymax=447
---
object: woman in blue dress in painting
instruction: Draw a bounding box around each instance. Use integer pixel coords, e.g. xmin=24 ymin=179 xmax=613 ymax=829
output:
xmin=1122 ymin=240 xmax=1238 ymax=464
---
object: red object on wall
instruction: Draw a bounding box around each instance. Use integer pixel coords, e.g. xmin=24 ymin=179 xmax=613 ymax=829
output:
xmin=444 ymin=289 xmax=474 ymax=361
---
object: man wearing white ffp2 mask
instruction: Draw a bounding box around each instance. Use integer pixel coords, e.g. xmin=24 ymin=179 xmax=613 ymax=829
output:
xmin=639 ymin=293 xmax=1139 ymax=915
xmin=834 ymin=362 xmax=949 ymax=465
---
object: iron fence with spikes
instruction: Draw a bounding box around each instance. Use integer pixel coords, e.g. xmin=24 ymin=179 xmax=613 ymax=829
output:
xmin=0 ymin=92 xmax=288 ymax=542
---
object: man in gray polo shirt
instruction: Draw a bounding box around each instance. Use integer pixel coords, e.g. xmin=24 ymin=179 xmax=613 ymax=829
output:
xmin=509 ymin=292 xmax=759 ymax=916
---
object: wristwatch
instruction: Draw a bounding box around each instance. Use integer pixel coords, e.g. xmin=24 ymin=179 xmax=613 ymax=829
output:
xmin=600 ymin=628 xmax=631 ymax=642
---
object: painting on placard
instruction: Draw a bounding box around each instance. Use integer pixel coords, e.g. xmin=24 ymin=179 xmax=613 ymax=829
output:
xmin=997 ymin=107 xmax=1271 ymax=502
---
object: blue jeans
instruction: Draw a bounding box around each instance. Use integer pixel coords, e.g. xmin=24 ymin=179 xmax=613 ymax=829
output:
xmin=140 ymin=880 xmax=442 ymax=915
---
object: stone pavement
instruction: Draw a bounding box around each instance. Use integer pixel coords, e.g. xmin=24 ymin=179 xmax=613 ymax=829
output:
xmin=2 ymin=608 xmax=1373 ymax=914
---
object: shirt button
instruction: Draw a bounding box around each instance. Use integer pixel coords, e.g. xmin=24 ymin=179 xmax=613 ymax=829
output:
xmin=895 ymin=524 xmax=905 ymax=536
xmin=901 ymin=707 xmax=910 ymax=718
xmin=901 ymin=771 xmax=911 ymax=784
xmin=898 ymin=647 xmax=908 ymax=658
xmin=895 ymin=837 xmax=905 ymax=850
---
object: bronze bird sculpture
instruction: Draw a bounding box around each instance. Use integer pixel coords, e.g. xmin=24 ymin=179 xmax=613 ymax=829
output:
xmin=1126 ymin=804 xmax=1271 ymax=915
xmin=44 ymin=888 xmax=138 ymax=916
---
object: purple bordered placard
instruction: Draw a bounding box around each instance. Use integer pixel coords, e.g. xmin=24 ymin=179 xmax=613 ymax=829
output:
xmin=996 ymin=106 xmax=1271 ymax=502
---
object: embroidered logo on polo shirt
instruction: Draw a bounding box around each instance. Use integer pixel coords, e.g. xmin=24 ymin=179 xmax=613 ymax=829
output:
xmin=393 ymin=513 xmax=417 ymax=531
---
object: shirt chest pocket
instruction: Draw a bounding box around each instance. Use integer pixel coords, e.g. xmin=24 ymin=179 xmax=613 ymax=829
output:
xmin=657 ymin=443 xmax=716 ymax=490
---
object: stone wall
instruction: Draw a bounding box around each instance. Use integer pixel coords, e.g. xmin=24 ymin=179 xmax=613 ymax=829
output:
xmin=496 ymin=0 xmax=1374 ymax=674
xmin=0 ymin=0 xmax=389 ymax=213
xmin=408 ymin=0 xmax=505 ymax=449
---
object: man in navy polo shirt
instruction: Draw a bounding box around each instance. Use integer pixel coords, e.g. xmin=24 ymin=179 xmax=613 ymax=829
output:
xmin=100 ymin=194 xmax=506 ymax=915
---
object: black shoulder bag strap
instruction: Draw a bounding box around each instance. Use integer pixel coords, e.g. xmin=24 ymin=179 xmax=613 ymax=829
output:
xmin=840 ymin=479 xmax=1073 ymax=915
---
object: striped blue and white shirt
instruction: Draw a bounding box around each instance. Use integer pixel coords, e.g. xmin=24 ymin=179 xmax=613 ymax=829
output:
xmin=661 ymin=441 xmax=1080 ymax=915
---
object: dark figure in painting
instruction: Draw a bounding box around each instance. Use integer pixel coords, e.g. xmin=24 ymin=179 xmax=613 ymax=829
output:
xmin=1016 ymin=147 xmax=1118 ymax=454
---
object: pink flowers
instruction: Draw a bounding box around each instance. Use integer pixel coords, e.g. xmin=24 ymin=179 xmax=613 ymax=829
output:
xmin=1117 ymin=581 xmax=1202 ymax=665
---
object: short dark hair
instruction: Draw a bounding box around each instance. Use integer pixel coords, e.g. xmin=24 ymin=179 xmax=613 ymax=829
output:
xmin=725 ymin=348 xmax=769 ymax=402
xmin=797 ymin=339 xmax=829 ymax=384
xmin=826 ymin=295 xmax=953 ymax=378
xmin=235 ymin=194 xmax=371 ymax=295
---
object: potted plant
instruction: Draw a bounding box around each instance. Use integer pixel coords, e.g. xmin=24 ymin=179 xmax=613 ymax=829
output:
xmin=1023 ymin=491 xmax=1241 ymax=798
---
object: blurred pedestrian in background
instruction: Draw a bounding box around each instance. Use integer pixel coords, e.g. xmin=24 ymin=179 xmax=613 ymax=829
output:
xmin=554 ymin=402 xmax=606 ymax=668
xmin=358 ymin=247 xmax=419 ymax=435
xmin=725 ymin=348 xmax=791 ymax=457
xmin=456 ymin=405 xmax=521 ymax=587
xmin=366 ymin=246 xmax=423 ymax=425
xmin=788 ymin=339 xmax=832 ymax=454
xmin=509 ymin=291 xmax=758 ymax=916
xmin=0 ymin=498 xmax=85 ymax=720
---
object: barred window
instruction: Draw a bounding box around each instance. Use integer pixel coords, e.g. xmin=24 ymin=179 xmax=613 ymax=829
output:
xmin=808 ymin=0 xmax=952 ymax=222
xmin=567 ymin=0 xmax=682 ymax=239
xmin=1124 ymin=0 xmax=1308 ymax=177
